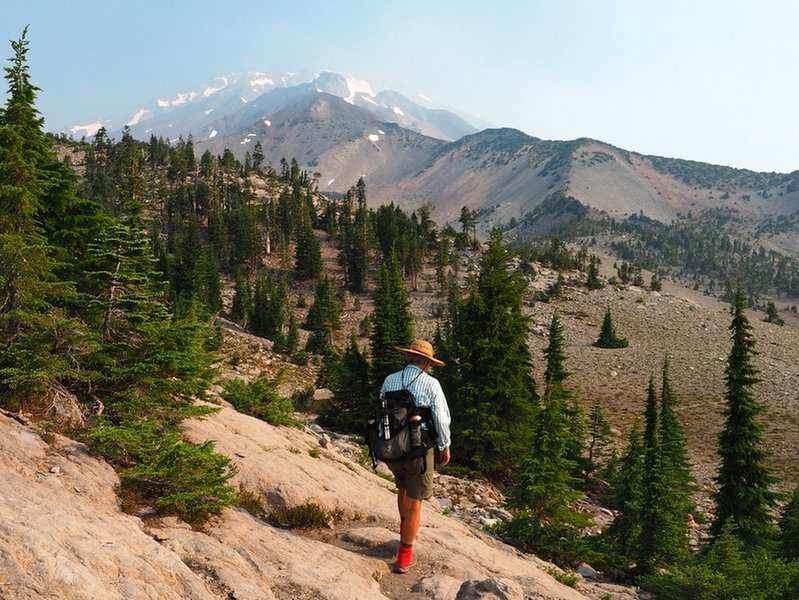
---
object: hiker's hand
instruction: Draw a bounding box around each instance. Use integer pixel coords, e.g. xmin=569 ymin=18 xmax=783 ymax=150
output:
xmin=439 ymin=447 xmax=450 ymax=467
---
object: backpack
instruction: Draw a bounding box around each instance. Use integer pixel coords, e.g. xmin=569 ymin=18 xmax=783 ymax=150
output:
xmin=365 ymin=388 xmax=437 ymax=471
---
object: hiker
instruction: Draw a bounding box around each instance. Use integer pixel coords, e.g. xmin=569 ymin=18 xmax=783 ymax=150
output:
xmin=381 ymin=339 xmax=451 ymax=574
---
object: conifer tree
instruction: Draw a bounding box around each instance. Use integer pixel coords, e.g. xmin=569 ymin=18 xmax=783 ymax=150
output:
xmin=0 ymin=28 xmax=90 ymax=404
xmin=594 ymin=306 xmax=629 ymax=348
xmin=294 ymin=218 xmax=323 ymax=280
xmin=346 ymin=178 xmax=371 ymax=292
xmin=444 ymin=230 xmax=537 ymax=478
xmin=656 ymin=358 xmax=696 ymax=563
xmin=230 ymin=269 xmax=251 ymax=327
xmin=586 ymin=255 xmax=604 ymax=290
xmin=603 ymin=420 xmax=646 ymax=561
xmin=711 ymin=284 xmax=779 ymax=549
xmin=284 ymin=313 xmax=299 ymax=356
xmin=304 ymin=277 xmax=341 ymax=356
xmin=318 ymin=335 xmax=372 ymax=431
xmin=203 ymin=246 xmax=222 ymax=314
xmin=370 ymin=251 xmax=414 ymax=386
xmin=638 ymin=377 xmax=668 ymax=572
xmin=586 ymin=399 xmax=612 ymax=472
xmin=501 ymin=312 xmax=589 ymax=559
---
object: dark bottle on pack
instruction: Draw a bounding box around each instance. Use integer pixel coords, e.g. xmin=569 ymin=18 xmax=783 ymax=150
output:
xmin=380 ymin=394 xmax=391 ymax=440
xmin=409 ymin=414 xmax=422 ymax=448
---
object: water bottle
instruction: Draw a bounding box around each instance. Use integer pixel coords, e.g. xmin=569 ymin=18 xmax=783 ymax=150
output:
xmin=409 ymin=414 xmax=422 ymax=448
xmin=380 ymin=394 xmax=391 ymax=440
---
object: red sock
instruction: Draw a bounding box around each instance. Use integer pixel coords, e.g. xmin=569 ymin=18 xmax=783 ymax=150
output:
xmin=395 ymin=542 xmax=413 ymax=573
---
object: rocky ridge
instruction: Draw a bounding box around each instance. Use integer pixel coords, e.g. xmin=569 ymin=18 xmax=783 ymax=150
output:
xmin=0 ymin=397 xmax=640 ymax=600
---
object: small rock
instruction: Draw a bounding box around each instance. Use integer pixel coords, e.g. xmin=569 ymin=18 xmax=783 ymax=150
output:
xmin=437 ymin=497 xmax=453 ymax=510
xmin=49 ymin=466 xmax=61 ymax=475
xmin=456 ymin=578 xmax=524 ymax=600
xmin=577 ymin=563 xmax=598 ymax=581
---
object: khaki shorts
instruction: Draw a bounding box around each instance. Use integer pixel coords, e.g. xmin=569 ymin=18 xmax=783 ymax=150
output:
xmin=387 ymin=448 xmax=435 ymax=500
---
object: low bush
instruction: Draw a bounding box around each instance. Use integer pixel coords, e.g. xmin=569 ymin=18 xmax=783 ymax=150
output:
xmin=222 ymin=372 xmax=300 ymax=427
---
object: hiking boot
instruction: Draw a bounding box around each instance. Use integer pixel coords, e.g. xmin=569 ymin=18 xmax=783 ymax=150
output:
xmin=394 ymin=543 xmax=413 ymax=574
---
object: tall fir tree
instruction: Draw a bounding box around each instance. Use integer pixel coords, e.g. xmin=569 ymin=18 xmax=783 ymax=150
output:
xmin=369 ymin=251 xmax=414 ymax=386
xmin=638 ymin=377 xmax=669 ymax=572
xmin=346 ymin=178 xmax=371 ymax=292
xmin=317 ymin=335 xmax=372 ymax=431
xmin=443 ymin=229 xmax=537 ymax=478
xmin=294 ymin=218 xmax=322 ymax=280
xmin=603 ymin=420 xmax=646 ymax=562
xmin=501 ymin=312 xmax=589 ymax=560
xmin=711 ymin=284 xmax=780 ymax=549
xmin=0 ymin=29 xmax=91 ymax=405
xmin=656 ymin=358 xmax=696 ymax=564
xmin=304 ymin=277 xmax=341 ymax=356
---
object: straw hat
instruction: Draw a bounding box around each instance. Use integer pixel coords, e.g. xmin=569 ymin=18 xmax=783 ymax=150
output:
xmin=396 ymin=339 xmax=445 ymax=367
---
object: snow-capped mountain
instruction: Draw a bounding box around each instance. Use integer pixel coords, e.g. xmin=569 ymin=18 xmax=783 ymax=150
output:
xmin=71 ymin=71 xmax=477 ymax=144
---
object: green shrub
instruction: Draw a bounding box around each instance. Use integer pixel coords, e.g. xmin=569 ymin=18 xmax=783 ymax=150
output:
xmin=221 ymin=372 xmax=300 ymax=426
xmin=119 ymin=437 xmax=236 ymax=526
xmin=269 ymin=501 xmax=338 ymax=530
xmin=640 ymin=525 xmax=799 ymax=599
xmin=237 ymin=487 xmax=267 ymax=520
xmin=291 ymin=385 xmax=315 ymax=411
xmin=544 ymin=567 xmax=580 ymax=588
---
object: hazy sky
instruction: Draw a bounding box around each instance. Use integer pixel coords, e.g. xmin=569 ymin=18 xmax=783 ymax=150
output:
xmin=4 ymin=0 xmax=798 ymax=173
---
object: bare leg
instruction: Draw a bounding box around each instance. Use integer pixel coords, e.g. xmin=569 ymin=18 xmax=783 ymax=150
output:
xmin=400 ymin=493 xmax=423 ymax=545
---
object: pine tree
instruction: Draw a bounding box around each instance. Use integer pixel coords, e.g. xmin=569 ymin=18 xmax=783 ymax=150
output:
xmin=304 ymin=277 xmax=341 ymax=356
xmin=294 ymin=218 xmax=323 ymax=280
xmin=656 ymin=358 xmax=696 ymax=564
xmin=638 ymin=377 xmax=668 ymax=572
xmin=711 ymin=284 xmax=780 ymax=549
xmin=0 ymin=29 xmax=90 ymax=405
xmin=594 ymin=306 xmax=629 ymax=348
xmin=586 ymin=255 xmax=604 ymax=290
xmin=444 ymin=229 xmax=537 ymax=478
xmin=230 ymin=269 xmax=251 ymax=327
xmin=763 ymin=301 xmax=784 ymax=326
xmin=346 ymin=178 xmax=371 ymax=292
xmin=586 ymin=399 xmax=612 ymax=473
xmin=369 ymin=251 xmax=414 ymax=386
xmin=318 ymin=335 xmax=372 ymax=431
xmin=501 ymin=312 xmax=589 ymax=560
xmin=603 ymin=420 xmax=646 ymax=562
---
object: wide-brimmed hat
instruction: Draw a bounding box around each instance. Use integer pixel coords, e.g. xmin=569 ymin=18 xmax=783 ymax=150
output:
xmin=396 ymin=339 xmax=445 ymax=367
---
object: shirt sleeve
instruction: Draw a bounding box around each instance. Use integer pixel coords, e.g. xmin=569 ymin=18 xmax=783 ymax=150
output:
xmin=429 ymin=378 xmax=451 ymax=451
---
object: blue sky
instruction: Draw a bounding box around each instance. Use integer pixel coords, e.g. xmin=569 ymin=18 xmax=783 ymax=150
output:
xmin=4 ymin=0 xmax=798 ymax=173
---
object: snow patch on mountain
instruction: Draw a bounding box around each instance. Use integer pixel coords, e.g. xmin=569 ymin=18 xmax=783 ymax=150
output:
xmin=393 ymin=106 xmax=404 ymax=116
xmin=158 ymin=91 xmax=198 ymax=107
xmin=249 ymin=75 xmax=274 ymax=89
xmin=209 ymin=130 xmax=218 ymax=139
xmin=368 ymin=134 xmax=379 ymax=142
xmin=346 ymin=75 xmax=374 ymax=97
xmin=204 ymin=76 xmax=229 ymax=97
xmin=71 ymin=122 xmax=104 ymax=137
xmin=126 ymin=109 xmax=149 ymax=127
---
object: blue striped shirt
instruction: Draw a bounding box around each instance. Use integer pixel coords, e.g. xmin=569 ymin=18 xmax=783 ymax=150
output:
xmin=381 ymin=365 xmax=451 ymax=450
